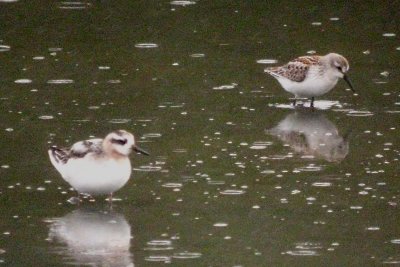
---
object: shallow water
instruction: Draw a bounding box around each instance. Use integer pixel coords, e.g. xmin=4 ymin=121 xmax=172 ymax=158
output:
xmin=0 ymin=1 xmax=400 ymax=266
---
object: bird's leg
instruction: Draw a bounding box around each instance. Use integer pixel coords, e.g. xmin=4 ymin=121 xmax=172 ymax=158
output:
xmin=310 ymin=97 xmax=315 ymax=108
xmin=108 ymin=193 xmax=113 ymax=210
xmin=292 ymin=98 xmax=297 ymax=107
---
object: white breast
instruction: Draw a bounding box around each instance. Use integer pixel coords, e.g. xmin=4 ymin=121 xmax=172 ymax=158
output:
xmin=277 ymin=67 xmax=339 ymax=98
xmin=62 ymin=156 xmax=132 ymax=195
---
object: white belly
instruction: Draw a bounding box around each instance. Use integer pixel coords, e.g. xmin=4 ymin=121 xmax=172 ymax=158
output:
xmin=278 ymin=75 xmax=339 ymax=98
xmin=62 ymin=157 xmax=131 ymax=195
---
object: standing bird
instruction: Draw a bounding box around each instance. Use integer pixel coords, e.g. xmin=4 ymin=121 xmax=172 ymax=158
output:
xmin=265 ymin=53 xmax=355 ymax=108
xmin=48 ymin=130 xmax=149 ymax=201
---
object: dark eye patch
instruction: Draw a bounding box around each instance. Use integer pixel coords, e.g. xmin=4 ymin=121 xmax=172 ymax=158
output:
xmin=111 ymin=138 xmax=127 ymax=145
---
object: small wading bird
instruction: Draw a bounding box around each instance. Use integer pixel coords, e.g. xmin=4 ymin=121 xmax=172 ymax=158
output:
xmin=265 ymin=53 xmax=355 ymax=108
xmin=48 ymin=130 xmax=149 ymax=202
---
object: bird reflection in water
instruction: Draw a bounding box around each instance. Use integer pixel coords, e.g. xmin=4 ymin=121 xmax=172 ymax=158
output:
xmin=47 ymin=208 xmax=133 ymax=267
xmin=266 ymin=110 xmax=350 ymax=162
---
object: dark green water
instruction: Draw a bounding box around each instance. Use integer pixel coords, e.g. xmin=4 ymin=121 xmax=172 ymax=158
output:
xmin=0 ymin=1 xmax=399 ymax=266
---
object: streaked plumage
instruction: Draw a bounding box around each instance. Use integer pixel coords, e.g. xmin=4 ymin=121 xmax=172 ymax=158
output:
xmin=48 ymin=130 xmax=149 ymax=199
xmin=265 ymin=53 xmax=355 ymax=107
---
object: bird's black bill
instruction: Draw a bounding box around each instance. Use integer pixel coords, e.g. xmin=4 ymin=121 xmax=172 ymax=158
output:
xmin=133 ymin=145 xmax=150 ymax=156
xmin=343 ymin=74 xmax=355 ymax=93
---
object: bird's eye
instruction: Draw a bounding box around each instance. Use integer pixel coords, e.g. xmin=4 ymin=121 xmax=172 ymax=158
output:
xmin=112 ymin=138 xmax=127 ymax=145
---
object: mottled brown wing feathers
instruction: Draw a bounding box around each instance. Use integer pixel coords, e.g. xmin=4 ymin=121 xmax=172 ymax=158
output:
xmin=265 ymin=56 xmax=320 ymax=82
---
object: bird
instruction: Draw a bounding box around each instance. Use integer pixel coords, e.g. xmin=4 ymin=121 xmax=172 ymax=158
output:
xmin=48 ymin=209 xmax=132 ymax=266
xmin=264 ymin=53 xmax=355 ymax=108
xmin=48 ymin=130 xmax=149 ymax=201
xmin=266 ymin=110 xmax=349 ymax=162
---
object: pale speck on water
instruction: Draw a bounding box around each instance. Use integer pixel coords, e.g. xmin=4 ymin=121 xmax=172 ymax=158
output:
xmin=134 ymin=43 xmax=158 ymax=48
xmin=213 ymin=222 xmax=228 ymax=227
xmin=312 ymin=182 xmax=332 ymax=187
xmin=382 ymin=33 xmax=396 ymax=37
xmin=38 ymin=115 xmax=54 ymax=120
xmin=213 ymin=83 xmax=238 ymax=90
xmin=256 ymin=59 xmax=278 ymax=64
xmin=220 ymin=189 xmax=245 ymax=195
xmin=172 ymin=252 xmax=202 ymax=259
xmin=190 ymin=53 xmax=205 ymax=58
xmin=170 ymin=1 xmax=196 ymax=6
xmin=14 ymin=79 xmax=32 ymax=84
xmin=162 ymin=183 xmax=183 ymax=188
xmin=108 ymin=118 xmax=131 ymax=124
xmin=47 ymin=79 xmax=74 ymax=84
xmin=0 ymin=45 xmax=11 ymax=52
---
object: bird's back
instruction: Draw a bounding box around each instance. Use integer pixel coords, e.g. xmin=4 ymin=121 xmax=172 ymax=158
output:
xmin=48 ymin=138 xmax=103 ymax=178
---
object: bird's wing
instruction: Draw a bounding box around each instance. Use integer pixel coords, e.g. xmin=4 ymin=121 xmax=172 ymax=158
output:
xmin=69 ymin=138 xmax=103 ymax=158
xmin=265 ymin=56 xmax=320 ymax=82
xmin=49 ymin=138 xmax=103 ymax=165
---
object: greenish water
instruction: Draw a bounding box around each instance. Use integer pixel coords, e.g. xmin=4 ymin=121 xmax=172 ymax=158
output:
xmin=0 ymin=1 xmax=399 ymax=266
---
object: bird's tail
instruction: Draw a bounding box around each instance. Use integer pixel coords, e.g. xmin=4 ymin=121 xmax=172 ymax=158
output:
xmin=48 ymin=146 xmax=68 ymax=165
xmin=264 ymin=67 xmax=281 ymax=78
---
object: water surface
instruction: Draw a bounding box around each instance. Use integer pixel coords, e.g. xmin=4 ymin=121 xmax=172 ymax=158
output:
xmin=0 ymin=1 xmax=399 ymax=266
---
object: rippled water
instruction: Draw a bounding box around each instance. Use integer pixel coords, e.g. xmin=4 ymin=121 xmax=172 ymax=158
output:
xmin=0 ymin=1 xmax=400 ymax=266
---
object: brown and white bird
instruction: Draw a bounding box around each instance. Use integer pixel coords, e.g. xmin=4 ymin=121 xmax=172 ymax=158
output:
xmin=265 ymin=53 xmax=355 ymax=107
xmin=48 ymin=130 xmax=149 ymax=200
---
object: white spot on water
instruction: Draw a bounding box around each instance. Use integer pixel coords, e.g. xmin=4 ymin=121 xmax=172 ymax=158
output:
xmin=213 ymin=83 xmax=238 ymax=90
xmin=135 ymin=43 xmax=158 ymax=48
xmin=47 ymin=79 xmax=74 ymax=84
xmin=312 ymin=182 xmax=332 ymax=187
xmin=383 ymin=33 xmax=396 ymax=37
xmin=190 ymin=53 xmax=205 ymax=58
xmin=257 ymin=59 xmax=278 ymax=64
xmin=170 ymin=1 xmax=196 ymax=6
xmin=108 ymin=119 xmax=131 ymax=124
xmin=213 ymin=222 xmax=228 ymax=227
xmin=162 ymin=183 xmax=183 ymax=188
xmin=38 ymin=115 xmax=54 ymax=120
xmin=220 ymin=189 xmax=245 ymax=195
xmin=14 ymin=79 xmax=32 ymax=84
xmin=172 ymin=252 xmax=202 ymax=259
xmin=0 ymin=45 xmax=11 ymax=52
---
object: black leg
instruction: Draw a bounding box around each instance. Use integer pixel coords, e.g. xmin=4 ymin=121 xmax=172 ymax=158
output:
xmin=292 ymin=98 xmax=296 ymax=107
xmin=108 ymin=193 xmax=114 ymax=210
xmin=310 ymin=97 xmax=315 ymax=108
